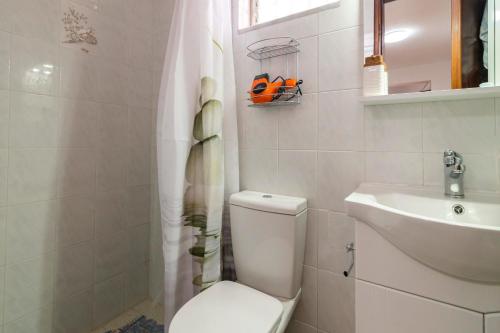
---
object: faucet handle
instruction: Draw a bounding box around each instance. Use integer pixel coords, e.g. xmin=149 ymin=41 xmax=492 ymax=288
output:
xmin=443 ymin=149 xmax=464 ymax=166
xmin=443 ymin=149 xmax=457 ymax=166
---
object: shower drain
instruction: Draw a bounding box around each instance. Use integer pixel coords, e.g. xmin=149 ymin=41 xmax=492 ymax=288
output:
xmin=452 ymin=204 xmax=465 ymax=215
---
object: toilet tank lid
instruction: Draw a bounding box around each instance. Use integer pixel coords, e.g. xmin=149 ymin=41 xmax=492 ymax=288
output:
xmin=230 ymin=191 xmax=307 ymax=215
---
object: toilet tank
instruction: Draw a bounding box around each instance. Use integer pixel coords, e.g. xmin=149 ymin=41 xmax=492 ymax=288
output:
xmin=229 ymin=191 xmax=307 ymax=299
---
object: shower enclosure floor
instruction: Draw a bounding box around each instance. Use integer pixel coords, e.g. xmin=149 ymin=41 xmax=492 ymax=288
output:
xmin=91 ymin=299 xmax=164 ymax=333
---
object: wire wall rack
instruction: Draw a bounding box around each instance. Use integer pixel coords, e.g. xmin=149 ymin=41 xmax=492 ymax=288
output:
xmin=246 ymin=37 xmax=302 ymax=108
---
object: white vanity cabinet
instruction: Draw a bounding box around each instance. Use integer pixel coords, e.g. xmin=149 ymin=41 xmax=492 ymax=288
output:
xmin=356 ymin=280 xmax=483 ymax=333
xmin=486 ymin=313 xmax=500 ymax=333
xmin=354 ymin=221 xmax=500 ymax=333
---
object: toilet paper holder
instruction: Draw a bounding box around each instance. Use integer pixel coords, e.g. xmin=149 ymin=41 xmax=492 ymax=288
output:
xmin=343 ymin=242 xmax=355 ymax=277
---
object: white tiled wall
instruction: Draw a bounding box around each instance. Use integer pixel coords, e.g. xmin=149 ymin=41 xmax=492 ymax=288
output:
xmin=233 ymin=0 xmax=500 ymax=332
xmin=0 ymin=0 xmax=167 ymax=331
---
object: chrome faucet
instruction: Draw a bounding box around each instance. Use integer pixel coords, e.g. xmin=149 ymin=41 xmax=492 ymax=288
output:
xmin=443 ymin=150 xmax=466 ymax=198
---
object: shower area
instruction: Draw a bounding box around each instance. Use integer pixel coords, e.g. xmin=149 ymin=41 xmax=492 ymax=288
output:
xmin=0 ymin=0 xmax=173 ymax=331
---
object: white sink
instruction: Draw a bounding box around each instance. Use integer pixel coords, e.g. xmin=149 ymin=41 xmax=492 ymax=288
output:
xmin=345 ymin=183 xmax=500 ymax=284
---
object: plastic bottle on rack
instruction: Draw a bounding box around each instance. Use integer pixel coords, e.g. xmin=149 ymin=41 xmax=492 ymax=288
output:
xmin=363 ymin=55 xmax=388 ymax=96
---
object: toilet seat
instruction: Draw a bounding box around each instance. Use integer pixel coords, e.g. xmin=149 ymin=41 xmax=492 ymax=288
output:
xmin=169 ymin=281 xmax=283 ymax=333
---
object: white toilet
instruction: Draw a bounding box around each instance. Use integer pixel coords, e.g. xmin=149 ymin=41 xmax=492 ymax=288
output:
xmin=169 ymin=191 xmax=308 ymax=333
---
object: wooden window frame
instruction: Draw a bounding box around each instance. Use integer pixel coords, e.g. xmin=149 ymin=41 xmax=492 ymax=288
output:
xmin=249 ymin=0 xmax=258 ymax=26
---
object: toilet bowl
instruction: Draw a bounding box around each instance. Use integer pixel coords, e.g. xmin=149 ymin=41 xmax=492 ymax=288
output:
xmin=169 ymin=191 xmax=308 ymax=333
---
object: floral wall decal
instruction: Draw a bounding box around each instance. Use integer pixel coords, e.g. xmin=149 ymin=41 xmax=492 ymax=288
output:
xmin=62 ymin=7 xmax=98 ymax=45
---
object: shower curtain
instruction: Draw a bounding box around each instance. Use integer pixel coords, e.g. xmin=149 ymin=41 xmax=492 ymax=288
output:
xmin=156 ymin=0 xmax=239 ymax=325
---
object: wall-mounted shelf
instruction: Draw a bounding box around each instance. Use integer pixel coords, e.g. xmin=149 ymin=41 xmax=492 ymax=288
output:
xmin=248 ymin=99 xmax=300 ymax=108
xmin=361 ymin=86 xmax=500 ymax=106
xmin=246 ymin=37 xmax=301 ymax=107
xmin=247 ymin=37 xmax=300 ymax=60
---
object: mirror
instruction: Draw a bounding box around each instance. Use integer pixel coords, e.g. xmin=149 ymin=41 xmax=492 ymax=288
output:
xmin=364 ymin=0 xmax=495 ymax=95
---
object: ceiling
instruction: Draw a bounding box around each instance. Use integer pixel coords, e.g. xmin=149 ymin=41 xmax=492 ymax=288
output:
xmin=384 ymin=0 xmax=452 ymax=69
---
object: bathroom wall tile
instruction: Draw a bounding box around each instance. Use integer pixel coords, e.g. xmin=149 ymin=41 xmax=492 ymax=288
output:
xmin=298 ymin=36 xmax=318 ymax=94
xmin=244 ymin=105 xmax=279 ymax=149
xmin=4 ymin=254 xmax=55 ymax=323
xmin=53 ymin=289 xmax=92 ymax=333
xmin=127 ymin=186 xmax=151 ymax=227
xmin=96 ymin=149 xmax=128 ymax=192
xmin=128 ymin=224 xmax=149 ymax=266
xmin=0 ymin=31 xmax=10 ymax=90
xmin=127 ymin=108 xmax=152 ymax=185
xmin=125 ymin=261 xmax=149 ymax=308
xmin=318 ymin=89 xmax=363 ymax=151
xmin=98 ymin=0 xmax=130 ymax=22
xmin=10 ymin=0 xmax=60 ymax=43
xmin=0 ymin=208 xmax=5 ymax=266
xmin=316 ymin=152 xmax=364 ymax=212
xmin=0 ymin=149 xmax=7 ymax=206
xmin=8 ymin=149 xmax=58 ymax=204
xmin=423 ymin=99 xmax=496 ymax=154
xmin=236 ymin=100 xmax=248 ymax=145
xmin=0 ymin=0 xmax=159 ymax=328
xmin=6 ymin=201 xmax=56 ymax=263
xmin=318 ymin=212 xmax=354 ymax=274
xmin=127 ymin=27 xmax=153 ymax=70
xmin=60 ymin=49 xmax=98 ymax=101
xmin=98 ymin=103 xmax=128 ymax=150
xmin=319 ymin=0 xmax=362 ymax=34
xmin=304 ymin=209 xmax=324 ymax=268
xmin=152 ymin=29 xmax=170 ymax=71
xmin=239 ymin=149 xmax=278 ymax=193
xmin=9 ymin=93 xmax=61 ymax=148
xmin=55 ymin=196 xmax=94 ymax=247
xmin=57 ymin=148 xmax=96 ymax=197
xmin=0 ymin=90 xmax=9 ymax=148
xmin=3 ymin=305 xmax=53 ymax=333
xmin=366 ymin=152 xmax=423 ymax=185
xmin=277 ymin=151 xmax=317 ymax=206
xmin=93 ymin=274 xmax=126 ymax=328
xmin=95 ymin=60 xmax=128 ymax=106
xmin=485 ymin=314 xmax=500 ymax=333
xmin=279 ymin=94 xmax=318 ymax=150
xmin=0 ymin=0 xmax=12 ymax=33
xmin=365 ymin=103 xmax=423 ymax=152
xmin=55 ymin=242 xmax=93 ymax=298
xmin=293 ymin=265 xmax=318 ymax=327
xmin=128 ymin=107 xmax=152 ymax=148
xmin=127 ymin=0 xmax=154 ymax=33
xmin=60 ymin=100 xmax=98 ymax=148
xmin=317 ymin=270 xmax=355 ymax=333
xmin=10 ymin=35 xmax=60 ymax=96
xmin=59 ymin=0 xmax=99 ymax=55
xmin=424 ymin=153 xmax=498 ymax=191
xmin=245 ymin=12 xmax=318 ymax=45
xmin=319 ymin=27 xmax=362 ymax=92
xmin=128 ymin=145 xmax=151 ymax=186
xmin=95 ymin=190 xmax=127 ymax=237
xmin=96 ymin=18 xmax=127 ymax=63
xmin=127 ymin=69 xmax=153 ymax=109
xmin=95 ymin=230 xmax=128 ymax=282
xmin=496 ymin=98 xmax=500 ymax=137
xmin=285 ymin=320 xmax=318 ymax=333
xmin=152 ymin=0 xmax=174 ymax=33
xmin=0 ymin=266 xmax=4 ymax=324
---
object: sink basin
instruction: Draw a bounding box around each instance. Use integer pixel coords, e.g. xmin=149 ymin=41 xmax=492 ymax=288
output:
xmin=345 ymin=183 xmax=500 ymax=284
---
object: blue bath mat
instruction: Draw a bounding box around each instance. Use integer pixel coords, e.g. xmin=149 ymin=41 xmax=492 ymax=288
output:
xmin=105 ymin=315 xmax=164 ymax=333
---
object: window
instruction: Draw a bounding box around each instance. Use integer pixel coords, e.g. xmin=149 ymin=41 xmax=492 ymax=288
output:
xmin=239 ymin=0 xmax=339 ymax=29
